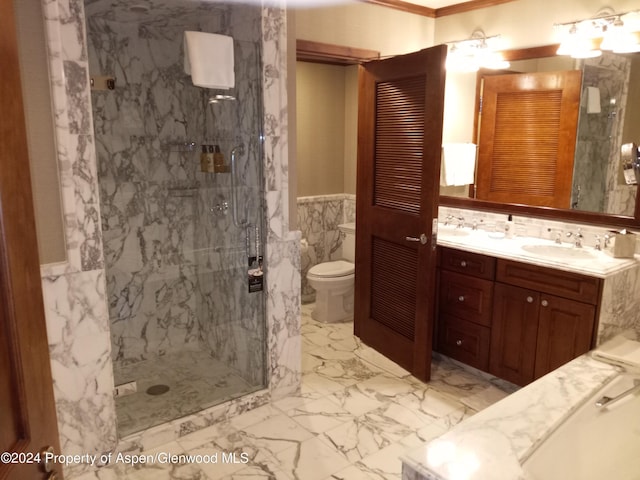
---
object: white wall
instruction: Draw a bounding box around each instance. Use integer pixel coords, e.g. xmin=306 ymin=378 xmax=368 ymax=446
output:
xmin=296 ymin=62 xmax=346 ymax=196
xmin=294 ymin=0 xmax=640 ymax=199
xmin=294 ymin=1 xmax=435 ymax=57
xmin=433 ymin=0 xmax=640 ymax=48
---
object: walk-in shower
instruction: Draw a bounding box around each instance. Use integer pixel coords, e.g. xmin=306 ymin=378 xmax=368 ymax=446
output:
xmin=84 ymin=0 xmax=267 ymax=437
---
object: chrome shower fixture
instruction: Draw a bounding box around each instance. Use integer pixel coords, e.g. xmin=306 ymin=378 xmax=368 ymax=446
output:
xmin=208 ymin=94 xmax=236 ymax=104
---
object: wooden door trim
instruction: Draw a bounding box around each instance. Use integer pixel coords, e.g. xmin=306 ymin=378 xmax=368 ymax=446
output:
xmin=0 ymin=0 xmax=62 ymax=477
xmin=297 ymin=40 xmax=380 ymax=66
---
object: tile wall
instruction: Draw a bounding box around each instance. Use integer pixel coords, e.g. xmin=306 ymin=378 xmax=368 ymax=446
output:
xmin=38 ymin=0 xmax=300 ymax=477
xmin=297 ymin=194 xmax=356 ymax=302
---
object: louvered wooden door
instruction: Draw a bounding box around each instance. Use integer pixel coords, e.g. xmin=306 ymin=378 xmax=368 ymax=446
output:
xmin=476 ymin=70 xmax=582 ymax=208
xmin=354 ymin=46 xmax=447 ymax=381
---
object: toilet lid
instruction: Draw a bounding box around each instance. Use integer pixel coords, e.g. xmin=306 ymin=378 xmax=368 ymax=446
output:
xmin=308 ymin=260 xmax=355 ymax=278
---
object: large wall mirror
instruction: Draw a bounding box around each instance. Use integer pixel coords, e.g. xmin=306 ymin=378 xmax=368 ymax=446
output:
xmin=440 ymin=45 xmax=640 ymax=228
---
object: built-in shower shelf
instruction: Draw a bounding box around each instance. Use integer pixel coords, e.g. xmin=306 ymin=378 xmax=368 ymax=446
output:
xmin=167 ymin=186 xmax=198 ymax=197
xmin=164 ymin=141 xmax=197 ymax=152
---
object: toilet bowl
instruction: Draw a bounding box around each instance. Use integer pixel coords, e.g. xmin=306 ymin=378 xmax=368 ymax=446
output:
xmin=306 ymin=223 xmax=355 ymax=323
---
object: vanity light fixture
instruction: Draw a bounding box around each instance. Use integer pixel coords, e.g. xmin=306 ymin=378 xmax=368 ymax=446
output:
xmin=555 ymin=9 xmax=640 ymax=58
xmin=445 ymin=29 xmax=510 ymax=73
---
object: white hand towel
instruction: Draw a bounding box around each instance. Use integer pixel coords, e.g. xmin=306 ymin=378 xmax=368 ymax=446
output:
xmin=184 ymin=31 xmax=234 ymax=90
xmin=586 ymin=86 xmax=601 ymax=114
xmin=440 ymin=143 xmax=477 ymax=186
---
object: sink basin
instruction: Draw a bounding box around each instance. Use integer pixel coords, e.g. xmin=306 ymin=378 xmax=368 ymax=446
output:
xmin=521 ymin=244 xmax=596 ymax=260
xmin=438 ymin=226 xmax=471 ymax=237
xmin=522 ymin=373 xmax=640 ymax=480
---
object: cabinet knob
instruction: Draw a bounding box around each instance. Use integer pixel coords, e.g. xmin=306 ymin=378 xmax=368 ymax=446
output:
xmin=541 ymin=299 xmax=549 ymax=307
xmin=460 ymin=260 xmax=467 ymax=267
xmin=526 ymin=296 xmax=533 ymax=303
xmin=458 ymin=295 xmax=465 ymax=302
xmin=456 ymin=339 xmax=463 ymax=346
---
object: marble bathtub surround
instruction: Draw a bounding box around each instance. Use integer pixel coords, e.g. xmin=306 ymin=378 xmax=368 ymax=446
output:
xmin=70 ymin=303 xmax=515 ymax=480
xmin=298 ymin=194 xmax=356 ymax=302
xmin=402 ymin=354 xmax=621 ymax=480
xmin=38 ymin=0 xmax=299 ymax=477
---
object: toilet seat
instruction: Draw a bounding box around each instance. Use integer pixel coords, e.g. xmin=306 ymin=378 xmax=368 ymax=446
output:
xmin=308 ymin=260 xmax=355 ymax=278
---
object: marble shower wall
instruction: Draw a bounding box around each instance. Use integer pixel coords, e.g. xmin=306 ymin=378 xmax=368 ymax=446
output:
xmin=298 ymin=194 xmax=355 ymax=303
xmin=39 ymin=0 xmax=299 ymax=477
xmin=85 ymin=5 xmax=266 ymax=385
xmin=572 ymin=52 xmax=635 ymax=216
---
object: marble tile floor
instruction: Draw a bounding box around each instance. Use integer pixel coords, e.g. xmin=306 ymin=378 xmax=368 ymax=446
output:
xmin=73 ymin=304 xmax=517 ymax=480
xmin=114 ymin=350 xmax=261 ymax=437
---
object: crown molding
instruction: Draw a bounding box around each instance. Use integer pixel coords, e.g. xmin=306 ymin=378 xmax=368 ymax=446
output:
xmin=359 ymin=0 xmax=516 ymax=18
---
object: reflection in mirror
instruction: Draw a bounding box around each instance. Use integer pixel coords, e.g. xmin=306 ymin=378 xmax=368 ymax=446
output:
xmin=441 ymin=48 xmax=640 ymax=219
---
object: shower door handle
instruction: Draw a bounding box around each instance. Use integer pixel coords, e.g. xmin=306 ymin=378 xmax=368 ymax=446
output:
xmin=230 ymin=144 xmax=247 ymax=228
xmin=405 ymin=234 xmax=428 ymax=245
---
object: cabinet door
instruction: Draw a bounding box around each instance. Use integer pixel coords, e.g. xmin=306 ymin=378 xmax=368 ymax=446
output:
xmin=490 ymin=283 xmax=540 ymax=386
xmin=534 ymin=294 xmax=596 ymax=380
xmin=439 ymin=270 xmax=494 ymax=327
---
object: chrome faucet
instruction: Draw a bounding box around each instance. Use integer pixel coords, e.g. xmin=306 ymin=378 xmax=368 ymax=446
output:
xmin=595 ymin=379 xmax=640 ymax=408
xmin=566 ymin=228 xmax=583 ymax=248
xmin=456 ymin=216 xmax=465 ymax=229
xmin=444 ymin=214 xmax=454 ymax=226
xmin=554 ymin=232 xmax=563 ymax=244
xmin=574 ymin=228 xmax=583 ymax=248
xmin=595 ymin=235 xmax=601 ymax=251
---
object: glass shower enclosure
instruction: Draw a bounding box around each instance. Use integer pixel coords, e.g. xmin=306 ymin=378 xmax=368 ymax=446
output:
xmin=84 ymin=0 xmax=266 ymax=436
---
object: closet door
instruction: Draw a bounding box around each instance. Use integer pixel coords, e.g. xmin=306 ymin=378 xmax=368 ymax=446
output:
xmin=475 ymin=70 xmax=582 ymax=208
xmin=354 ymin=45 xmax=446 ymax=381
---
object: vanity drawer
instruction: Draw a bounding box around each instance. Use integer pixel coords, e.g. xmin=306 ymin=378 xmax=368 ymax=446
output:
xmin=437 ymin=315 xmax=490 ymax=372
xmin=496 ymin=259 xmax=601 ymax=305
xmin=440 ymin=247 xmax=496 ymax=280
xmin=439 ymin=270 xmax=494 ymax=327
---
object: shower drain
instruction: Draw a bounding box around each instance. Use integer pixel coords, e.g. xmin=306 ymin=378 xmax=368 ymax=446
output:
xmin=146 ymin=384 xmax=170 ymax=396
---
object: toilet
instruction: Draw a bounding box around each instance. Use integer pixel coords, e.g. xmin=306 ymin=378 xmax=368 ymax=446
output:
xmin=307 ymin=222 xmax=355 ymax=323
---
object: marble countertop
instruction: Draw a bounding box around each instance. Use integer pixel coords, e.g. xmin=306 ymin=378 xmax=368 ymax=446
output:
xmin=436 ymin=225 xmax=638 ymax=278
xmin=401 ymin=354 xmax=622 ymax=480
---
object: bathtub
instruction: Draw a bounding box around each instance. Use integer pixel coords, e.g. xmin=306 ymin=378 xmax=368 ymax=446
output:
xmin=522 ymin=372 xmax=640 ymax=480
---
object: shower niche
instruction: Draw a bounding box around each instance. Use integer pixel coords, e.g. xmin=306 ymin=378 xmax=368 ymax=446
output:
xmin=84 ymin=0 xmax=267 ymax=437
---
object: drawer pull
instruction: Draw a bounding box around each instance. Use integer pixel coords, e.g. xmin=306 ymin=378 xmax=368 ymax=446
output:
xmin=541 ymin=299 xmax=549 ymax=307
xmin=456 ymin=339 xmax=463 ymax=346
xmin=526 ymin=296 xmax=533 ymax=303
xmin=460 ymin=260 xmax=467 ymax=267
xmin=458 ymin=295 xmax=465 ymax=302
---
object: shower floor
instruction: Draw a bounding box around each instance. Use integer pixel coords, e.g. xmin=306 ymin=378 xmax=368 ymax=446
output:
xmin=114 ymin=349 xmax=259 ymax=437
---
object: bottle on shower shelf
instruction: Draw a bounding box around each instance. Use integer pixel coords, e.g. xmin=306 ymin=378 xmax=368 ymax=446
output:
xmin=200 ymin=144 xmax=212 ymax=173
xmin=213 ymin=145 xmax=229 ymax=173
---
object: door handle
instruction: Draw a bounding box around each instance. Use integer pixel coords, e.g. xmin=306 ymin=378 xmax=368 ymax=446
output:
xmin=405 ymin=234 xmax=428 ymax=245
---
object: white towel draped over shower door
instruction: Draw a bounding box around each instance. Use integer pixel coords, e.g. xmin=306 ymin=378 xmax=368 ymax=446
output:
xmin=440 ymin=143 xmax=477 ymax=186
xmin=183 ymin=31 xmax=235 ymax=89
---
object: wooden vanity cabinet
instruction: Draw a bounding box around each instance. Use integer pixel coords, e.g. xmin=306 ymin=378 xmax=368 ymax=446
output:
xmin=435 ymin=248 xmax=602 ymax=386
xmin=436 ymin=248 xmax=495 ymax=370
xmin=490 ymin=259 xmax=600 ymax=385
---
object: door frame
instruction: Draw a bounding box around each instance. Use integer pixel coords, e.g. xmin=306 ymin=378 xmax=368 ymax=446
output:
xmin=1 ymin=0 xmax=63 ymax=478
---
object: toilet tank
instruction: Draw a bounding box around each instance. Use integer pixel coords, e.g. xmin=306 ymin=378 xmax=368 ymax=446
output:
xmin=338 ymin=222 xmax=356 ymax=262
